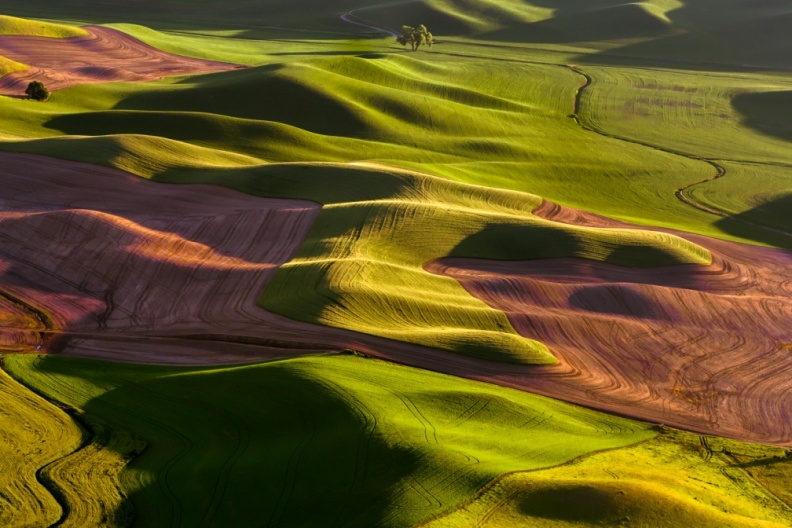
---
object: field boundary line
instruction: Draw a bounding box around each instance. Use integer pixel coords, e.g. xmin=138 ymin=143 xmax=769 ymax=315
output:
xmin=565 ymin=64 xmax=792 ymax=241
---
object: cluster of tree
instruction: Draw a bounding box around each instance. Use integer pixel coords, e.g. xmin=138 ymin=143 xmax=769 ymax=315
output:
xmin=25 ymin=81 xmax=49 ymax=101
xmin=397 ymin=24 xmax=433 ymax=51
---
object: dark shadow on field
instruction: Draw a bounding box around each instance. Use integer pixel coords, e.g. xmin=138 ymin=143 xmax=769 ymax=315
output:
xmin=570 ymin=0 xmax=792 ymax=70
xmin=714 ymin=193 xmax=792 ymax=250
xmin=603 ymin=244 xmax=690 ymax=269
xmin=450 ymin=223 xmax=583 ymax=261
xmin=732 ymin=91 xmax=792 ymax=143
xmin=152 ymin=161 xmax=412 ymax=205
xmin=450 ymin=222 xmax=697 ymax=267
xmin=568 ymin=285 xmax=666 ymax=320
xmin=517 ymin=484 xmax=622 ymax=523
xmin=46 ymin=94 xmax=372 ymax=141
xmin=44 ymin=64 xmax=381 ymax=139
xmin=30 ymin=355 xmax=424 ymax=527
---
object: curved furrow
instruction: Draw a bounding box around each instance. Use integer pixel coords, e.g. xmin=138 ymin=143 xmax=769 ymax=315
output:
xmin=37 ymin=410 xmax=140 ymax=528
xmin=2 ymin=359 xmax=142 ymax=528
xmin=0 ymin=151 xmax=325 ymax=363
xmin=430 ymin=198 xmax=792 ymax=445
xmin=0 ymin=367 xmax=81 ymax=527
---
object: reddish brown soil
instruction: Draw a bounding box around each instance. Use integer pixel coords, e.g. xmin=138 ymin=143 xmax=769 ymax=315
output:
xmin=426 ymin=200 xmax=792 ymax=447
xmin=0 ymin=26 xmax=238 ymax=96
xmin=0 ymin=153 xmax=481 ymax=371
xmin=2 ymin=152 xmax=790 ymax=445
xmin=0 ymin=152 xmax=328 ymax=363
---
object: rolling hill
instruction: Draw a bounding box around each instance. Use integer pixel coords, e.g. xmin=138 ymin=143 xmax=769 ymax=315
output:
xmin=0 ymin=5 xmax=790 ymax=527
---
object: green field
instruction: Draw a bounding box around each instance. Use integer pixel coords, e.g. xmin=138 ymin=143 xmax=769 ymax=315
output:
xmin=6 ymin=354 xmax=791 ymax=526
xmin=1 ymin=1 xmax=792 ymax=526
xmin=5 ymin=354 xmax=654 ymax=527
xmin=424 ymin=429 xmax=792 ymax=527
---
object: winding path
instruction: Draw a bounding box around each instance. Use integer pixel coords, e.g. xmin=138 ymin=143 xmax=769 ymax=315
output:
xmin=345 ymin=11 xmax=790 ymax=238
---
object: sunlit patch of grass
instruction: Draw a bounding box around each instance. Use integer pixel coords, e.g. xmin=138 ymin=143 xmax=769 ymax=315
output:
xmin=0 ymin=14 xmax=87 ymax=38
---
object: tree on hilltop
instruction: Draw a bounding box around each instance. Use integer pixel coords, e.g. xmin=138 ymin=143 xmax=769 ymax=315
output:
xmin=397 ymin=24 xmax=433 ymax=51
xmin=25 ymin=81 xmax=49 ymax=101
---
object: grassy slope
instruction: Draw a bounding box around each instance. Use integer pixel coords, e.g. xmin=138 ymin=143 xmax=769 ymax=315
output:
xmin=423 ymin=429 xmax=792 ymax=527
xmin=0 ymin=52 xmax=720 ymax=362
xmin=354 ymin=0 xmax=792 ymax=68
xmin=0 ymin=39 xmax=772 ymax=244
xmin=352 ymin=0 xmax=556 ymax=34
xmin=5 ymin=353 xmax=654 ymax=528
xmin=0 ymin=2 xmax=784 ymax=362
xmin=580 ymin=66 xmax=792 ymax=165
xmin=0 ymin=55 xmax=27 ymax=77
xmin=0 ymin=14 xmax=87 ymax=38
xmin=104 ymin=23 xmax=391 ymax=65
xmin=0 ymin=3 xmax=789 ymax=527
xmin=577 ymin=63 xmax=792 ymax=243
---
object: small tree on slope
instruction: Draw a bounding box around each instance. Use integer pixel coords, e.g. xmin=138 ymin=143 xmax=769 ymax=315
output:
xmin=397 ymin=24 xmax=433 ymax=51
xmin=25 ymin=81 xmax=49 ymax=101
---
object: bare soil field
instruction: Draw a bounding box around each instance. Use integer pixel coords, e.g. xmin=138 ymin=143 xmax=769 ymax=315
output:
xmin=2 ymin=152 xmax=789 ymax=446
xmin=0 ymin=26 xmax=238 ymax=96
xmin=426 ymin=200 xmax=792 ymax=447
xmin=0 ymin=152 xmax=327 ymax=363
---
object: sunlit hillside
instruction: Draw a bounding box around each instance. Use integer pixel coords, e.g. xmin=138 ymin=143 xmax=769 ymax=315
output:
xmin=0 ymin=2 xmax=790 ymax=526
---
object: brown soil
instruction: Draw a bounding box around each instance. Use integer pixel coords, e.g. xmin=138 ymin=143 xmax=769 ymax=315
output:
xmin=0 ymin=152 xmax=327 ymax=363
xmin=0 ymin=26 xmax=238 ymax=96
xmin=425 ymin=199 xmax=792 ymax=447
xmin=2 ymin=151 xmax=790 ymax=446
xmin=0 ymin=153 xmax=484 ymax=372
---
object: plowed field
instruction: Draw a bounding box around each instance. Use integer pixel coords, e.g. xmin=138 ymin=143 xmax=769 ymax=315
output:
xmin=428 ymin=199 xmax=792 ymax=446
xmin=0 ymin=26 xmax=237 ymax=96
xmin=0 ymin=152 xmax=322 ymax=363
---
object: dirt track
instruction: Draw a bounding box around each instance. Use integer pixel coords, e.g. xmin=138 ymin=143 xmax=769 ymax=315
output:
xmin=426 ymin=200 xmax=792 ymax=447
xmin=0 ymin=26 xmax=238 ymax=96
